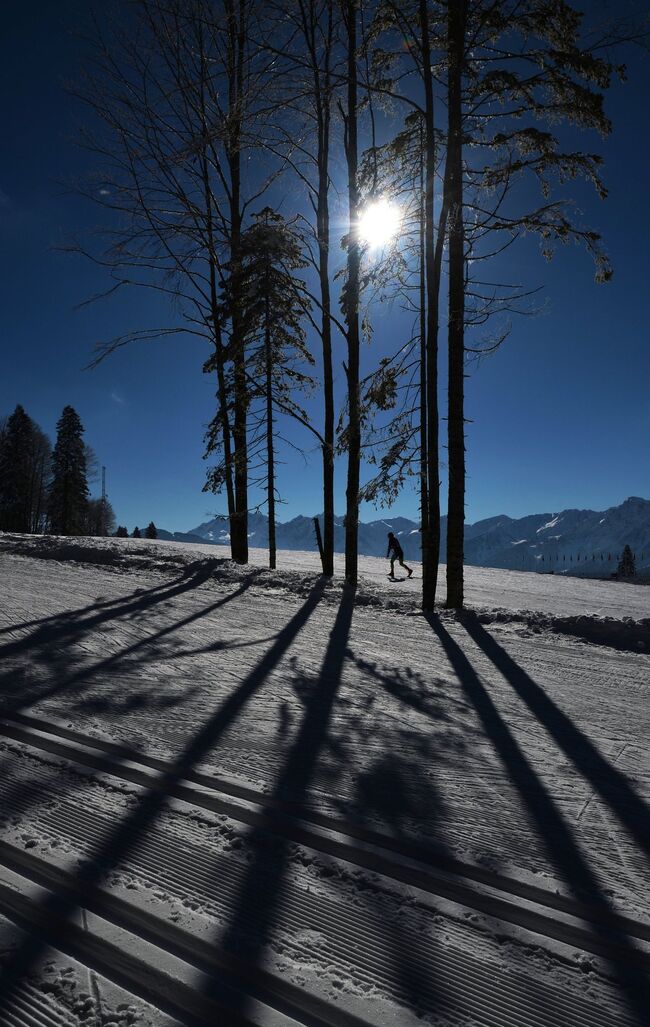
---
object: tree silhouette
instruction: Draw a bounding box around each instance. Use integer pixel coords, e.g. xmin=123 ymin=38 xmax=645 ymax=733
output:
xmin=222 ymin=207 xmax=313 ymax=569
xmin=48 ymin=406 xmax=89 ymax=536
xmin=0 ymin=405 xmax=51 ymax=533
xmin=85 ymin=497 xmax=116 ymax=537
xmin=617 ymin=544 xmax=636 ymax=579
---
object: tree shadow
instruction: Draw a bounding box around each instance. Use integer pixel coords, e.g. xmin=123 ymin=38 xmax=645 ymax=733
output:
xmin=169 ymin=632 xmax=282 ymax=660
xmin=0 ymin=569 xmax=200 ymax=639
xmin=460 ymin=612 xmax=650 ymax=863
xmin=0 ymin=580 xmax=326 ymax=1009
xmin=0 ymin=558 xmax=219 ymax=656
xmin=317 ymin=651 xmax=489 ymax=1020
xmin=0 ymin=559 xmax=219 ymax=710
xmin=202 ymin=586 xmax=356 ymax=1016
xmin=426 ymin=614 xmax=650 ymax=1023
xmin=0 ymin=562 xmax=260 ymax=719
xmin=345 ymin=751 xmax=449 ymax=1017
xmin=0 ymin=565 xmax=263 ymax=894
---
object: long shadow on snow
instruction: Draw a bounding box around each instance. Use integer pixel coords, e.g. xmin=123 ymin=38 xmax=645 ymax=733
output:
xmin=427 ymin=614 xmax=650 ymax=1024
xmin=0 ymin=570 xmax=262 ymax=883
xmin=344 ymin=646 xmax=552 ymax=877
xmin=340 ymin=651 xmax=486 ymax=848
xmin=200 ymin=586 xmax=355 ymax=1017
xmin=0 ymin=568 xmax=197 ymax=639
xmin=349 ymin=750 xmax=450 ymax=1018
xmin=0 ymin=562 xmax=227 ymax=815
xmin=0 ymin=562 xmax=259 ymax=719
xmin=336 ymin=651 xmax=492 ymax=1019
xmin=461 ymin=613 xmax=650 ymax=862
xmin=0 ymin=558 xmax=221 ymax=667
xmin=0 ymin=581 xmax=326 ymax=1010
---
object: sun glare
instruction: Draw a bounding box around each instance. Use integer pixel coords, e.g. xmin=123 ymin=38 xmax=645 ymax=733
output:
xmin=358 ymin=198 xmax=401 ymax=248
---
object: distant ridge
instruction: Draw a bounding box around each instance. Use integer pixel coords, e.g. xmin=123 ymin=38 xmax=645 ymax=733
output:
xmin=161 ymin=497 xmax=650 ymax=578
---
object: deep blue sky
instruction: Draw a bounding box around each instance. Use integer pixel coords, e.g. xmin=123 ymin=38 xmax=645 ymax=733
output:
xmin=1 ymin=2 xmax=648 ymax=533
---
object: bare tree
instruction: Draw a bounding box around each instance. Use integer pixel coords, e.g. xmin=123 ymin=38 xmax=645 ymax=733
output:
xmin=73 ymin=0 xmax=274 ymax=562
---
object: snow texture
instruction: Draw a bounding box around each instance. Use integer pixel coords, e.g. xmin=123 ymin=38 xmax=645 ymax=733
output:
xmin=0 ymin=532 xmax=649 ymax=1026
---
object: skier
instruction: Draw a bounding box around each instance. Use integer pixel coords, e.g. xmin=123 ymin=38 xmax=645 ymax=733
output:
xmin=386 ymin=531 xmax=413 ymax=579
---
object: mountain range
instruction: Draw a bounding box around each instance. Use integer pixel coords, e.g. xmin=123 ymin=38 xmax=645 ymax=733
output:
xmin=157 ymin=496 xmax=650 ymax=578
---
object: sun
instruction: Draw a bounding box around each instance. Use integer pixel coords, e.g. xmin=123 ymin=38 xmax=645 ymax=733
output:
xmin=358 ymin=198 xmax=402 ymax=248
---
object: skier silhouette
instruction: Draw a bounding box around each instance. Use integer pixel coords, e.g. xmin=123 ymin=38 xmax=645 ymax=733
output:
xmin=386 ymin=532 xmax=413 ymax=579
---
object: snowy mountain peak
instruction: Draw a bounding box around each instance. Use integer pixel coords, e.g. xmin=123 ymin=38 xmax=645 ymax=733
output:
xmin=176 ymin=497 xmax=649 ymax=579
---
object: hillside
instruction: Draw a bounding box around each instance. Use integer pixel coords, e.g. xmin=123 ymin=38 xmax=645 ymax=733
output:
xmin=177 ymin=496 xmax=650 ymax=578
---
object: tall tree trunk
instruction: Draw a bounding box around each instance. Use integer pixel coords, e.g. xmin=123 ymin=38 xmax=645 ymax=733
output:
xmin=296 ymin=0 xmax=335 ymax=575
xmin=418 ymin=119 xmax=428 ymax=550
xmin=316 ymin=21 xmax=335 ymax=577
xmin=197 ymin=27 xmax=236 ymax=535
xmin=419 ymin=0 xmax=441 ymax=611
xmin=445 ymin=0 xmax=466 ymax=609
xmin=227 ymin=0 xmax=248 ymax=564
xmin=265 ymin=290 xmax=277 ymax=570
xmin=202 ymin=165 xmax=236 ymax=529
xmin=319 ymin=212 xmax=335 ymax=576
xmin=342 ymin=0 xmax=361 ymax=586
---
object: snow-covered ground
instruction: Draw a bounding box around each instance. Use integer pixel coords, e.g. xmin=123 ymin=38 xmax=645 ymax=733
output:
xmin=0 ymin=533 xmax=648 ymax=1026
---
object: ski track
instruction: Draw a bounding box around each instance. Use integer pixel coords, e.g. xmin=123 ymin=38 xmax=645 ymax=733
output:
xmin=0 ymin=535 xmax=649 ymax=1025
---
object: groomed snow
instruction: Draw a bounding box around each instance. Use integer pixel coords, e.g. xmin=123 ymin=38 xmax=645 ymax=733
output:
xmin=0 ymin=532 xmax=649 ymax=1026
xmin=2 ymin=531 xmax=648 ymax=620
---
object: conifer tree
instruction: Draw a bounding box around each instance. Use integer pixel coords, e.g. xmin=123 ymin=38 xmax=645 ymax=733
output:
xmin=132 ymin=526 xmax=141 ymax=539
xmin=617 ymin=544 xmax=635 ymax=578
xmin=85 ymin=497 xmax=116 ymax=536
xmin=48 ymin=406 xmax=89 ymax=536
xmin=0 ymin=407 xmax=51 ymax=533
xmin=0 ymin=405 xmax=40 ymax=532
xmin=145 ymin=521 xmax=158 ymax=539
xmin=115 ymin=525 xmax=129 ymax=538
xmin=223 ymin=208 xmax=313 ymax=569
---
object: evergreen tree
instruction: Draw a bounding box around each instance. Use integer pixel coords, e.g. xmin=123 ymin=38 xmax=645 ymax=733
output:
xmin=222 ymin=207 xmax=313 ymax=570
xmin=617 ymin=544 xmax=636 ymax=578
xmin=48 ymin=407 xmax=89 ymax=536
xmin=115 ymin=525 xmax=129 ymax=538
xmin=0 ymin=405 xmax=33 ymax=532
xmin=0 ymin=405 xmax=51 ymax=533
xmin=145 ymin=521 xmax=158 ymax=539
xmin=85 ymin=497 xmax=116 ymax=536
xmin=132 ymin=526 xmax=141 ymax=538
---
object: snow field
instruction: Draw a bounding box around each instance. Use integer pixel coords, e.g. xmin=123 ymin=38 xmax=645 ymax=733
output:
xmin=0 ymin=534 xmax=649 ymax=1025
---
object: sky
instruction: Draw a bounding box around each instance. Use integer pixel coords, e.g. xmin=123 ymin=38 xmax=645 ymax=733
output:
xmin=1 ymin=1 xmax=648 ymax=534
